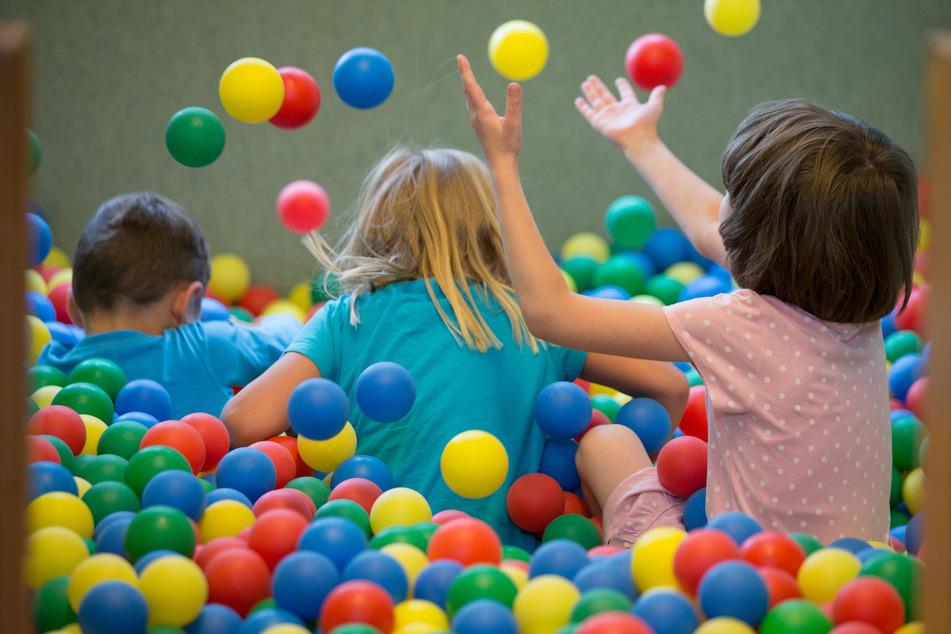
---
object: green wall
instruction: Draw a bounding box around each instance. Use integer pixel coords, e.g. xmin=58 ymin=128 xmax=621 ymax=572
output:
xmin=6 ymin=1 xmax=950 ymax=293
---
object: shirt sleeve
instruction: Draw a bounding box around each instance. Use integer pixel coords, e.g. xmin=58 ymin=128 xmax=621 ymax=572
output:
xmin=202 ymin=314 xmax=303 ymax=387
xmin=284 ymin=297 xmax=348 ymax=380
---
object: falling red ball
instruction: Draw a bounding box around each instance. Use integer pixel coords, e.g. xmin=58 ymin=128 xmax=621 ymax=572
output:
xmin=625 ymin=33 xmax=684 ymax=91
xmin=269 ymin=66 xmax=321 ymax=129
xmin=276 ymin=180 xmax=330 ymax=234
xmin=655 ymin=434 xmax=707 ymax=497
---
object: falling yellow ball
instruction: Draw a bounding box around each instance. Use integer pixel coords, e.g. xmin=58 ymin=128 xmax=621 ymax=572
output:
xmin=704 ymin=0 xmax=761 ymax=37
xmin=488 ymin=20 xmax=549 ymax=81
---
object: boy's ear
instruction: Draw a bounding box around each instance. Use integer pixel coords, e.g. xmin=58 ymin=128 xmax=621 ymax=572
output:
xmin=172 ymin=281 xmax=205 ymax=325
xmin=66 ymin=286 xmax=84 ymax=328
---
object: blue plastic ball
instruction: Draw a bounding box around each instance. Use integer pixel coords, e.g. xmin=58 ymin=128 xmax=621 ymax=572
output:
xmin=200 ymin=296 xmax=231 ymax=321
xmin=643 ymin=227 xmax=689 ymax=271
xmin=827 ymin=536 xmax=874 ymax=555
xmin=632 ymin=588 xmax=700 ymax=634
xmin=331 ymin=454 xmax=395 ymax=491
xmin=333 ymin=47 xmax=395 ymax=109
xmin=528 ymin=538 xmax=590 ymax=580
xmin=582 ymin=285 xmax=631 ymax=300
xmin=880 ymin=312 xmax=898 ymax=339
xmin=141 ymin=469 xmax=207 ymax=521
xmin=534 ymin=381 xmax=592 ymax=440
xmin=287 ymin=377 xmax=350 ymax=440
xmin=888 ymin=352 xmax=925 ymax=402
xmin=452 ymin=597 xmax=519 ymax=634
xmin=114 ymin=411 xmax=161 ymax=429
xmin=28 ymin=461 xmax=78 ymax=500
xmin=133 ymin=549 xmax=183 ymax=575
xmin=355 ymin=361 xmax=416 ymax=423
xmin=538 ymin=438 xmax=580 ymax=491
xmin=697 ymin=560 xmax=769 ymax=626
xmin=342 ymin=549 xmax=409 ymax=603
xmin=205 ymin=487 xmax=253 ymax=508
xmin=94 ymin=514 xmax=134 ymax=556
xmin=573 ymin=557 xmax=637 ymax=598
xmin=26 ymin=212 xmax=53 ymax=269
xmin=621 ymin=250 xmax=657 ymax=279
xmin=183 ymin=603 xmax=243 ymax=634
xmin=682 ymin=487 xmax=708 ymax=530
xmin=904 ymin=510 xmax=925 ymax=555
xmin=297 ymin=516 xmax=369 ymax=572
xmin=77 ymin=580 xmax=149 ymax=634
xmin=706 ymin=511 xmax=762 ymax=546
xmin=26 ymin=290 xmax=56 ymax=322
xmin=272 ymin=550 xmax=341 ymax=621
xmin=214 ymin=447 xmax=277 ymax=503
xmin=115 ymin=378 xmax=172 ymax=421
xmin=239 ymin=607 xmax=307 ymax=634
xmin=677 ymin=274 xmax=732 ymax=302
xmin=93 ymin=510 xmax=137 ymax=541
xmin=614 ymin=397 xmax=671 ymax=455
xmin=413 ymin=559 xmax=464 ymax=608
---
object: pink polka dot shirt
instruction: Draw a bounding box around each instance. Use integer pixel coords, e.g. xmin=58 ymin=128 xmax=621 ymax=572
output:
xmin=664 ymin=289 xmax=891 ymax=543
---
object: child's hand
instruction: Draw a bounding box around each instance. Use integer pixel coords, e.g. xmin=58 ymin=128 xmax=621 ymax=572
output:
xmin=458 ymin=54 xmax=522 ymax=166
xmin=575 ymin=76 xmax=666 ymax=156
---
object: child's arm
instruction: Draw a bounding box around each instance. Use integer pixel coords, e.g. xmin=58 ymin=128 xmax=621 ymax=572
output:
xmin=580 ymin=353 xmax=689 ymax=425
xmin=459 ymin=55 xmax=689 ymax=364
xmin=575 ymin=76 xmax=727 ymax=265
xmin=220 ymin=351 xmax=319 ymax=448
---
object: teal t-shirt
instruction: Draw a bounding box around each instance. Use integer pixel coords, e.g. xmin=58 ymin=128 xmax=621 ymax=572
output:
xmin=37 ymin=314 xmax=301 ymax=420
xmin=286 ymin=279 xmax=587 ymax=549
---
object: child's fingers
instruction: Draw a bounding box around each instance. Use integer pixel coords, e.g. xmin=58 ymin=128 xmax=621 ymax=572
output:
xmin=581 ymin=75 xmax=617 ymax=110
xmin=457 ymin=54 xmax=491 ymax=116
xmin=615 ymin=77 xmax=640 ymax=103
xmin=575 ymin=96 xmax=595 ymax=120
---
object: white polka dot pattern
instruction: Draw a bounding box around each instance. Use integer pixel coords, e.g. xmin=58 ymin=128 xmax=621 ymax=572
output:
xmin=664 ymin=290 xmax=891 ymax=543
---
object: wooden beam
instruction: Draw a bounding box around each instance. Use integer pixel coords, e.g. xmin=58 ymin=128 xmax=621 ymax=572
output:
xmin=0 ymin=20 xmax=31 ymax=634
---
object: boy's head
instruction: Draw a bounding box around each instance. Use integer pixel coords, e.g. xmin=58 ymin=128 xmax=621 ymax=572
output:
xmin=719 ymin=99 xmax=919 ymax=323
xmin=71 ymin=192 xmax=211 ymax=319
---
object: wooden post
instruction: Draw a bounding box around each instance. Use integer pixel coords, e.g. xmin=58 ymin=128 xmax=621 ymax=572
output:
xmin=924 ymin=30 xmax=951 ymax=631
xmin=0 ymin=20 xmax=31 ymax=634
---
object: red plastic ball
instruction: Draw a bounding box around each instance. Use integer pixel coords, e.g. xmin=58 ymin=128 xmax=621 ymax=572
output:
xmin=250 ymin=440 xmax=296 ymax=488
xmin=893 ymin=284 xmax=929 ymax=335
xmin=758 ymin=566 xmax=803 ymax=608
xmin=140 ymin=420 xmax=206 ymax=475
xmin=205 ymin=547 xmax=272 ymax=616
xmin=328 ymin=476 xmax=383 ymax=515
xmin=180 ymin=412 xmax=230 ymax=472
xmin=276 ymin=180 xmax=330 ymax=234
xmin=427 ymin=517 xmax=502 ymax=566
xmin=828 ymin=622 xmax=884 ymax=634
xmin=832 ymin=575 xmax=906 ymax=633
xmin=47 ymin=283 xmax=72 ymax=324
xmin=576 ymin=612 xmax=654 ymax=634
xmin=247 ymin=508 xmax=310 ymax=571
xmin=903 ymin=376 xmax=928 ymax=421
xmin=678 ymin=385 xmax=708 ymax=441
xmin=320 ymin=579 xmax=394 ymax=634
xmin=624 ymin=33 xmax=684 ymax=91
xmin=195 ymin=536 xmax=249 ymax=572
xmin=252 ymin=488 xmax=316 ymax=520
xmin=563 ymin=491 xmax=590 ymax=517
xmin=432 ymin=509 xmax=469 ymax=525
xmin=237 ymin=285 xmax=282 ymax=317
xmin=27 ymin=405 xmax=87 ymax=455
xmin=575 ymin=408 xmax=611 ymax=442
xmin=269 ymin=66 xmax=321 ymax=129
xmin=267 ymin=435 xmax=314 ymax=479
xmin=739 ymin=531 xmax=806 ymax=577
xmin=27 ymin=435 xmax=61 ymax=464
xmin=655 ymin=435 xmax=707 ymax=497
xmin=672 ymin=527 xmax=740 ymax=596
xmin=506 ymin=472 xmax=564 ymax=533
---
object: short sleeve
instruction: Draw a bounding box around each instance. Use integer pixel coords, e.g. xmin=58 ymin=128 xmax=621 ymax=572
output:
xmin=201 ymin=315 xmax=301 ymax=387
xmin=285 ymin=297 xmax=350 ymax=381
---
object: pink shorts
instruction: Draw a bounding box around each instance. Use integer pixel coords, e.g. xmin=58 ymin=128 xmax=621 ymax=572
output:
xmin=601 ymin=466 xmax=687 ymax=549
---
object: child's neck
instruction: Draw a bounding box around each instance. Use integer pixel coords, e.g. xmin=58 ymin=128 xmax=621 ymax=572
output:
xmin=82 ymin=301 xmax=183 ymax=337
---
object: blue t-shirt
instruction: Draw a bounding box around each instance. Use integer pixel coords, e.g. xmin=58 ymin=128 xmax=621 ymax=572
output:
xmin=37 ymin=314 xmax=301 ymax=420
xmin=286 ymin=279 xmax=587 ymax=549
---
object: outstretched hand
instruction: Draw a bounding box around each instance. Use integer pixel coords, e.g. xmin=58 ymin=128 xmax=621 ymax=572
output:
xmin=458 ymin=54 xmax=522 ymax=165
xmin=575 ymin=75 xmax=666 ymax=153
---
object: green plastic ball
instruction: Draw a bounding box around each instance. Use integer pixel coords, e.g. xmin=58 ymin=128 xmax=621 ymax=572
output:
xmin=446 ymin=563 xmax=518 ymax=615
xmin=77 ymin=454 xmax=129 ymax=485
xmin=124 ymin=504 xmax=197 ymax=562
xmin=860 ymin=550 xmax=923 ymax=621
xmin=502 ymin=544 xmax=531 ymax=563
xmin=40 ymin=435 xmax=76 ymax=473
xmin=369 ymin=524 xmax=429 ymax=551
xmin=605 ymin=195 xmax=655 ymax=251
xmin=590 ymin=394 xmax=621 ymax=422
xmin=27 ymin=128 xmax=42 ymax=173
xmin=592 ymin=254 xmax=646 ymax=296
xmin=286 ymin=475 xmax=331 ymax=509
xmin=314 ymin=498 xmax=372 ymax=538
xmin=165 ymin=106 xmax=226 ymax=168
xmin=891 ymin=415 xmax=927 ymax=471
xmin=30 ymin=575 xmax=75 ymax=633
xmin=97 ymin=420 xmax=148 ymax=461
xmin=570 ymin=588 xmax=633 ymax=623
xmin=542 ymin=514 xmax=601 ymax=550
xmin=51 ymin=381 xmax=115 ymax=425
xmin=310 ymin=270 xmax=341 ymax=304
xmin=788 ymin=532 xmax=825 ymax=557
xmin=28 ymin=365 xmax=68 ymax=393
xmin=124 ymin=445 xmax=191 ymax=498
xmin=645 ymin=273 xmax=685 ymax=306
xmin=68 ymin=358 xmax=127 ymax=401
xmin=758 ymin=598 xmax=832 ymax=634
xmin=884 ymin=330 xmax=923 ymax=363
xmin=560 ymin=256 xmax=600 ymax=293
xmin=82 ymin=481 xmax=141 ymax=525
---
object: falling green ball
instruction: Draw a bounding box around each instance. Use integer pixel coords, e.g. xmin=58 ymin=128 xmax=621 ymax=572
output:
xmin=165 ymin=106 xmax=226 ymax=168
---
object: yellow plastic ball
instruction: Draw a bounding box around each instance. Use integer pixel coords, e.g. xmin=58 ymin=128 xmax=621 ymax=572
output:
xmin=261 ymin=626 xmax=312 ymax=634
xmin=440 ymin=430 xmax=509 ymax=499
xmin=488 ymin=20 xmax=549 ymax=81
xmin=381 ymin=543 xmax=429 ymax=594
xmin=630 ymin=294 xmax=665 ymax=306
xmin=198 ymin=499 xmax=256 ymax=543
xmin=209 ymin=253 xmax=252 ymax=303
xmin=370 ymin=487 xmax=432 ymax=533
xmin=24 ymin=526 xmax=90 ymax=590
xmin=631 ymin=526 xmax=687 ymax=591
xmin=513 ymin=574 xmax=580 ymax=634
xmin=26 ymin=315 xmax=51 ymax=366
xmin=665 ymin=261 xmax=706 ymax=285
xmin=27 ymin=491 xmax=94 ymax=539
xmin=918 ymin=217 xmax=931 ymax=252
xmin=31 ymin=384 xmax=62 ymax=409
xmin=587 ymin=384 xmax=619 ymax=399
xmin=80 ymin=414 xmax=108 ymax=456
xmin=53 ymin=625 xmax=83 ymax=634
xmin=694 ymin=617 xmax=757 ymax=634
xmin=895 ymin=622 xmax=925 ymax=634
xmin=47 ymin=267 xmax=73 ymax=291
xmin=297 ymin=423 xmax=357 ymax=472
xmin=26 ymin=268 xmax=48 ymax=294
xmin=288 ymin=281 xmax=314 ymax=313
xmin=219 ymin=57 xmax=285 ymax=123
xmin=260 ymin=299 xmax=308 ymax=322
xmin=561 ymin=232 xmax=610 ymax=264
xmin=43 ymin=246 xmax=72 ymax=269
xmin=67 ymin=553 xmax=139 ymax=612
xmin=139 ymin=555 xmax=209 ymax=626
xmin=500 ymin=561 xmax=529 ymax=590
xmin=393 ymin=598 xmax=449 ymax=631
xmin=74 ymin=476 xmax=93 ymax=497
xmin=796 ymin=547 xmax=861 ymax=604
xmin=703 ymin=0 xmax=762 ymax=37
xmin=561 ymin=269 xmax=578 ymax=293
xmin=902 ymin=466 xmax=926 ymax=515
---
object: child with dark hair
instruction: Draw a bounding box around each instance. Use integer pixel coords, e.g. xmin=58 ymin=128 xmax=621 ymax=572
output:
xmin=37 ymin=192 xmax=301 ymax=419
xmin=458 ymin=55 xmax=918 ymax=546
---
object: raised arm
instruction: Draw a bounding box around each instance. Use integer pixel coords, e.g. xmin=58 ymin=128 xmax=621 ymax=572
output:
xmin=580 ymin=353 xmax=689 ymax=426
xmin=576 ymin=76 xmax=727 ymax=264
xmin=458 ymin=54 xmax=688 ymax=364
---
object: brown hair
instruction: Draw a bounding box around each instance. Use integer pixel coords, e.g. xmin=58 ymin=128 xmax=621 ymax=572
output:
xmin=719 ymin=99 xmax=919 ymax=323
xmin=72 ymin=192 xmax=210 ymax=315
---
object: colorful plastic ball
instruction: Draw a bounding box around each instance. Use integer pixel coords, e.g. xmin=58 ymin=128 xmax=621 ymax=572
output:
xmin=30 ymin=575 xmax=76 ymax=633
xmin=141 ymin=420 xmax=207 ymax=475
xmin=562 ymin=231 xmax=610 ymax=263
xmin=831 ymin=575 xmax=905 ymax=633
xmin=738 ymin=531 xmax=806 ymax=577
xmin=124 ymin=445 xmax=192 ymax=498
xmin=77 ymin=580 xmax=148 ymax=633
xmin=316 ymin=499 xmax=373 ymax=539
xmin=26 ymin=211 xmax=53 ymax=268
xmin=124 ymin=504 xmax=196 ymax=562
xmin=26 ymin=315 xmax=52 ymax=365
xmin=207 ymin=252 xmax=251 ymax=303
xmin=704 ymin=0 xmax=761 ymax=36
xmin=247 ymin=508 xmax=310 ymax=571
xmin=321 ymin=579 xmax=395 ymax=633
xmin=25 ymin=525 xmax=90 ymax=590
xmin=625 ymin=33 xmax=684 ymax=91
xmin=605 ymin=196 xmax=655 ymax=251
xmin=268 ymin=549 xmax=339 ymax=621
xmin=205 ymin=547 xmax=273 ymax=617
xmin=83 ymin=480 xmax=141 ymax=525
xmin=67 ymin=552 xmax=139 ymax=612
xmin=298 ymin=516 xmax=369 ymax=572
xmin=342 ymin=549 xmax=409 ymax=603
xmin=219 ymin=56 xmax=284 ymax=123
xmin=67 ymin=358 xmax=127 ymax=401
xmin=451 ymin=597 xmax=518 ymax=634
xmin=333 ymin=454 xmax=395 ymax=491
xmin=28 ymin=433 xmax=62 ymax=466
xmin=903 ymin=467 xmax=926 ymax=516
xmin=672 ymin=527 xmax=740 ymax=596
xmin=141 ymin=469 xmax=207 ymax=521
xmin=380 ymin=542 xmax=429 ymax=592
xmin=115 ymin=378 xmax=172 ymax=421
xmin=631 ymin=527 xmax=687 ymax=592
xmin=277 ymin=179 xmax=330 ymax=234
xmin=216 ymin=446 xmax=277 ymax=503
xmin=630 ymin=588 xmax=700 ymax=634
xmin=891 ymin=414 xmax=927 ymax=471
xmin=614 ymin=397 xmax=671 ymax=455
xmin=678 ymin=385 xmax=709 ymax=441
xmin=270 ymin=66 xmax=321 ymax=129
xmin=571 ymin=587 xmax=633 ymax=623
xmin=27 ymin=127 xmax=43 ymax=172
xmin=534 ymin=381 xmax=593 ymax=440
xmin=542 ymin=514 xmax=601 ymax=550
xmin=440 ymin=429 xmax=509 ymax=498
xmin=29 ymin=460 xmax=78 ymax=500
xmin=706 ymin=511 xmax=763 ymax=546
xmin=643 ymin=228 xmax=689 ymax=271
xmin=445 ymin=564 xmax=519 ymax=616
xmin=903 ymin=510 xmax=925 ymax=556
xmin=697 ymin=560 xmax=768 ymax=626
xmin=860 ymin=550 xmax=922 ymax=621
xmin=52 ymin=381 xmax=114 ymax=424
xmin=298 ymin=423 xmax=358 ymax=472
xmin=137 ymin=554 xmax=208 ymax=626
xmin=529 ymin=538 xmax=590 ymax=580
xmin=165 ymin=106 xmax=226 ymax=167
xmin=329 ymin=476 xmax=383 ymax=515
xmin=593 ymin=254 xmax=647 ymax=297
xmin=355 ymin=361 xmax=416 ymax=423
xmin=253 ymin=488 xmax=315 ymax=521
xmin=513 ymin=574 xmax=580 ymax=634
xmin=488 ymin=20 xmax=548 ymax=81
xmin=286 ymin=377 xmax=349 ymax=440
xmin=655 ymin=435 xmax=707 ymax=497
xmin=888 ymin=353 xmax=925 ymax=402
xmin=77 ymin=414 xmax=108 ymax=456
xmin=333 ymin=47 xmax=395 ymax=109
xmin=198 ymin=499 xmax=256 ymax=543
xmin=561 ymin=255 xmax=601 ymax=293
xmin=413 ymin=559 xmax=464 ymax=609
xmin=428 ymin=517 xmax=502 ymax=567
xmin=538 ymin=437 xmax=581 ymax=491
xmin=94 ymin=420 xmax=146 ymax=461
xmin=796 ymin=547 xmax=861 ymax=604
xmin=757 ymin=598 xmax=831 ymax=634
xmin=248 ymin=440 xmax=295 ymax=489
xmin=174 ymin=413 xmax=227 ymax=473
xmin=370 ymin=487 xmax=432 ymax=534
xmin=185 ymin=603 xmax=243 ymax=634
xmin=575 ymin=611 xmax=654 ymax=634
xmin=28 ymin=490 xmax=94 ymax=538
xmin=506 ymin=472 xmax=564 ymax=533
xmin=237 ymin=607 xmax=307 ymax=632
xmin=885 ymin=330 xmax=923 ymax=363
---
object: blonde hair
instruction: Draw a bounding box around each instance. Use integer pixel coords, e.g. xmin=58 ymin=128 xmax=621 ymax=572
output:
xmin=305 ymin=146 xmax=538 ymax=353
